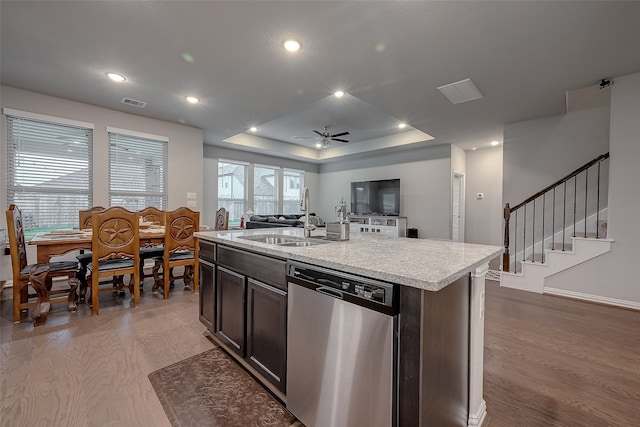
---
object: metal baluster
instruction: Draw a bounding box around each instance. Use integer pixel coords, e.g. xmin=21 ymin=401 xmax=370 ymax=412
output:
xmin=532 ymin=199 xmax=536 ymax=263
xmin=552 ymin=187 xmax=556 ymax=250
xmin=573 ymin=175 xmax=577 ymax=237
xmin=509 ymin=211 xmax=518 ymax=273
xmin=523 ymin=203 xmax=527 ymax=265
xmin=563 ymin=181 xmax=566 ymax=251
xmin=542 ymin=193 xmax=545 ymax=263
xmin=585 ymin=168 xmax=588 ymax=238
xmin=596 ymin=162 xmax=601 ymax=238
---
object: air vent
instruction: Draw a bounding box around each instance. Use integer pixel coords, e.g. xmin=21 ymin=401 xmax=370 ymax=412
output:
xmin=121 ymin=97 xmax=147 ymax=108
xmin=437 ymin=78 xmax=482 ymax=104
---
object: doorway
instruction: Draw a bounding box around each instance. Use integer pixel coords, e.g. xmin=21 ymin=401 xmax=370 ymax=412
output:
xmin=452 ymin=172 xmax=465 ymax=242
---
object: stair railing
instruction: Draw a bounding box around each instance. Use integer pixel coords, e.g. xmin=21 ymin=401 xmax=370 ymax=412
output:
xmin=503 ymin=152 xmax=609 ymax=273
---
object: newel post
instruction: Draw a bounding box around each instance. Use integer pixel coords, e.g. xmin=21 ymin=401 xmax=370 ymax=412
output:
xmin=503 ymin=203 xmax=510 ymax=272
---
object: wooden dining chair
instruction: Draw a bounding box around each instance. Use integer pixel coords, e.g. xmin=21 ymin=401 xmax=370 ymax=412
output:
xmin=87 ymin=206 xmax=140 ymax=315
xmin=76 ymin=206 xmax=105 ymax=301
xmin=152 ymin=207 xmax=199 ymax=299
xmin=5 ymin=204 xmax=79 ymax=324
xmin=138 ymin=206 xmax=165 ymax=290
xmin=214 ymin=207 xmax=229 ymax=230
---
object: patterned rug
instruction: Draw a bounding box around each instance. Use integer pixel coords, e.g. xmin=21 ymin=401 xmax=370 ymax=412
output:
xmin=149 ymin=346 xmax=302 ymax=427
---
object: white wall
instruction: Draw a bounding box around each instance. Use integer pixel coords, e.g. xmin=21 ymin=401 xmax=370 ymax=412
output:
xmin=0 ymin=86 xmax=203 ymax=278
xmin=202 ymin=145 xmax=319 ymax=226
xmin=465 ymin=146 xmax=503 ymax=246
xmin=450 ymin=144 xmax=466 ymax=241
xmin=318 ymin=144 xmax=452 ymax=239
xmin=545 ymin=72 xmax=640 ymax=305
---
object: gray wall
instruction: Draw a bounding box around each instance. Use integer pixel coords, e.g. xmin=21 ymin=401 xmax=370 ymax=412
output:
xmin=545 ymin=72 xmax=640 ymax=305
xmin=465 ymin=146 xmax=503 ymax=246
xmin=317 ymin=144 xmax=453 ymax=239
xmin=0 ymin=85 xmax=204 ymax=280
xmin=503 ymin=105 xmax=610 ymax=205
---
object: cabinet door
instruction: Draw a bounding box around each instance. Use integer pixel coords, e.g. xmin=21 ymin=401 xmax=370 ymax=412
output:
xmin=198 ymin=258 xmax=215 ymax=332
xmin=246 ymin=278 xmax=287 ymax=393
xmin=215 ymin=266 xmax=246 ymax=357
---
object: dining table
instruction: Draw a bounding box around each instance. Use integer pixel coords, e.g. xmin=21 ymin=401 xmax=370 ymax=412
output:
xmin=26 ymin=227 xmax=165 ymax=322
xmin=29 ymin=227 xmax=165 ymax=263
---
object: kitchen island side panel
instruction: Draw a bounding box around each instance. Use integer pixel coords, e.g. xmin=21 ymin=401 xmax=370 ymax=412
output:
xmin=399 ymin=274 xmax=470 ymax=427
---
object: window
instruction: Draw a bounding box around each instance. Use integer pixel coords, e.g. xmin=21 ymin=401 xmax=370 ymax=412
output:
xmin=5 ymin=111 xmax=93 ymax=236
xmin=108 ymin=128 xmax=168 ymax=210
xmin=283 ymin=169 xmax=304 ymax=214
xmin=254 ymin=165 xmax=279 ymax=215
xmin=218 ymin=160 xmax=247 ymax=223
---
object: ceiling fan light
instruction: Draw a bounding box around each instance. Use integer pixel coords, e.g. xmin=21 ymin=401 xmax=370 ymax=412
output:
xmin=315 ymin=142 xmax=323 ymax=148
xmin=334 ymin=91 xmax=344 ymax=98
xmin=249 ymin=126 xmax=258 ymax=132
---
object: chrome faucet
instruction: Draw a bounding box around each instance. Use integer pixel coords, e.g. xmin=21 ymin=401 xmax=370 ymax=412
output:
xmin=300 ymin=186 xmax=316 ymax=238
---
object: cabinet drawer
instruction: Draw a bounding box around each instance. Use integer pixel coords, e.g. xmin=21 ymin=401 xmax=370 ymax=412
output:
xmin=199 ymin=241 xmax=216 ymax=263
xmin=217 ymin=245 xmax=286 ymax=290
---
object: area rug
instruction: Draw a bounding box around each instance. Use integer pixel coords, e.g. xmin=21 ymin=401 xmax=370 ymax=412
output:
xmin=148 ymin=346 xmax=302 ymax=427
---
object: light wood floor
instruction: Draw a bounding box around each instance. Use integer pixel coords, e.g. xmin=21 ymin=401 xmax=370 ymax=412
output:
xmin=1 ymin=279 xmax=638 ymax=426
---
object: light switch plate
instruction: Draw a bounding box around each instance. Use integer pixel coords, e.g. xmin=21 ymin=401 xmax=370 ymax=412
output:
xmin=187 ymin=200 xmax=197 ymax=208
xmin=187 ymin=192 xmax=197 ymax=200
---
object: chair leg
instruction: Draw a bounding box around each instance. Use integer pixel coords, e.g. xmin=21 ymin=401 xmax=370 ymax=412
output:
xmin=77 ymin=264 xmax=89 ymax=302
xmin=29 ymin=264 xmax=51 ymax=327
xmin=152 ymin=260 xmax=162 ymax=294
xmin=67 ymin=278 xmax=79 ymax=312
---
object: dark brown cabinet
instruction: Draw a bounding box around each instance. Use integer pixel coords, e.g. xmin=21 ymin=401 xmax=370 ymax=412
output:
xmin=246 ymin=278 xmax=288 ymax=393
xmin=215 ymin=266 xmax=246 ymax=357
xmin=199 ymin=241 xmax=216 ymax=332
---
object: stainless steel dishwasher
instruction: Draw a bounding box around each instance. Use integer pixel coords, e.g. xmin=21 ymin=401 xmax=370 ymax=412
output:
xmin=286 ymin=261 xmax=398 ymax=427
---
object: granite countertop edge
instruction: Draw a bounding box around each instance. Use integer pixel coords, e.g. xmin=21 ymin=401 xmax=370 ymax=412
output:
xmin=195 ymin=229 xmax=503 ymax=291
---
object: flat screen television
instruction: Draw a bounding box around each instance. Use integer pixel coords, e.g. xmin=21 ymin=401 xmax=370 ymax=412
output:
xmin=350 ymin=179 xmax=400 ymax=216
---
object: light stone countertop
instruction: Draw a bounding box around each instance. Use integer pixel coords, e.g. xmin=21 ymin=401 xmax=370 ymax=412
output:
xmin=195 ymin=228 xmax=503 ymax=291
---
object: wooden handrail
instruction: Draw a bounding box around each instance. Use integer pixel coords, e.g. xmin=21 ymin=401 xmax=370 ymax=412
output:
xmin=510 ymin=153 xmax=609 ymax=212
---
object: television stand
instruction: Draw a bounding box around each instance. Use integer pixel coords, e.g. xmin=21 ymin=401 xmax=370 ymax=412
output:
xmin=348 ymin=215 xmax=407 ymax=237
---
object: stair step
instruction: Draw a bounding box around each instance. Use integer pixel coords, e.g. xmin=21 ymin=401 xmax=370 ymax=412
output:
xmin=550 ymin=242 xmax=573 ymax=251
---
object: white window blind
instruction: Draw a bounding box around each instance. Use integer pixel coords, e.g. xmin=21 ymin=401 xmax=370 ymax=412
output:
xmin=6 ymin=114 xmax=93 ymax=236
xmin=108 ymin=131 xmax=167 ymax=210
xmin=283 ymin=169 xmax=304 ymax=214
xmin=218 ymin=160 xmax=247 ymax=223
xmin=254 ymin=165 xmax=279 ymax=215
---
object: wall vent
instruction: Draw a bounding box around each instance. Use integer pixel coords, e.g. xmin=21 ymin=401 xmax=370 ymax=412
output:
xmin=121 ymin=97 xmax=147 ymax=108
xmin=437 ymin=78 xmax=482 ymax=104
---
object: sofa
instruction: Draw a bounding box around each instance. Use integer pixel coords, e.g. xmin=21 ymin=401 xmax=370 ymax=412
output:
xmin=246 ymin=214 xmax=324 ymax=229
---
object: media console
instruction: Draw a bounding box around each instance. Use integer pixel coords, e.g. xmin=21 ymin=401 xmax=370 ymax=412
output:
xmin=348 ymin=215 xmax=407 ymax=237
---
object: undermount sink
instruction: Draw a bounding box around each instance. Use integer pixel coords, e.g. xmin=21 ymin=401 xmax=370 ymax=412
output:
xmin=237 ymin=234 xmax=330 ymax=246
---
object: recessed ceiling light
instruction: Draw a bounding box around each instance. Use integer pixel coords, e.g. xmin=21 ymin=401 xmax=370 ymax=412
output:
xmin=471 ymin=147 xmax=477 ymax=151
xmin=283 ymin=39 xmax=301 ymax=52
xmin=398 ymin=123 xmax=407 ymax=129
xmin=186 ymin=96 xmax=199 ymax=104
xmin=106 ymin=72 xmax=126 ymax=82
xmin=249 ymin=127 xmax=258 ymax=132
xmin=334 ymin=91 xmax=344 ymax=98
xmin=315 ymin=143 xmax=323 ymax=148
xmin=490 ymin=140 xmax=499 ymax=146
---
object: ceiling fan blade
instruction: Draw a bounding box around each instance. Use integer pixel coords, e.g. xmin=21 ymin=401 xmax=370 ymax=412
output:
xmin=313 ymin=130 xmax=325 ymax=137
xmin=331 ymin=138 xmax=349 ymax=143
xmin=331 ymin=131 xmax=350 ymax=138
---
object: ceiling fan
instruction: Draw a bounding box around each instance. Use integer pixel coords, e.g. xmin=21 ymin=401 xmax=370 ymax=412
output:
xmin=313 ymin=126 xmax=350 ymax=148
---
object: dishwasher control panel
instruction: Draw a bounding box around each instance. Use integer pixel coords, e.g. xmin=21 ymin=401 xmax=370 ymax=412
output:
xmin=288 ymin=261 xmax=396 ymax=308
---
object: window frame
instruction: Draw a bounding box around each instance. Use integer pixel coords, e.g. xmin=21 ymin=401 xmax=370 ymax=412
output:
xmin=4 ymin=108 xmax=94 ymax=237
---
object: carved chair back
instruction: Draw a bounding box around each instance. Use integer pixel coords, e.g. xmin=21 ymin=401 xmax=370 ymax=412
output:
xmin=214 ymin=207 xmax=229 ymax=230
xmin=91 ymin=206 xmax=140 ymax=262
xmin=5 ymin=204 xmax=29 ymax=275
xmin=79 ymin=206 xmax=105 ymax=230
xmin=138 ymin=206 xmax=165 ymax=226
xmin=164 ymin=207 xmax=199 ymax=255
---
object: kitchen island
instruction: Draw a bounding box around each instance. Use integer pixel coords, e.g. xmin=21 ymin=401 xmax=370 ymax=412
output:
xmin=195 ymin=227 xmax=502 ymax=427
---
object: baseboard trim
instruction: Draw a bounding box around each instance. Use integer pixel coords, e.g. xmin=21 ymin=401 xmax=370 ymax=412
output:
xmin=544 ymin=287 xmax=640 ymax=311
xmin=468 ymin=399 xmax=487 ymax=426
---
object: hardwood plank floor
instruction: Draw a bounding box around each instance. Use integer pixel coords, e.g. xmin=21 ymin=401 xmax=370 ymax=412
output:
xmin=0 ymin=280 xmax=214 ymax=427
xmin=1 ymin=279 xmax=638 ymax=426
xmin=483 ymin=281 xmax=640 ymax=427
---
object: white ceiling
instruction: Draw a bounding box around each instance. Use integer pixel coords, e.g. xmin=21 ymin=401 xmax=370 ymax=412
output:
xmin=2 ymin=1 xmax=640 ymax=163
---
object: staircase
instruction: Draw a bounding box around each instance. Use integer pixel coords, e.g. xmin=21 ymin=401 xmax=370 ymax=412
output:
xmin=501 ymin=153 xmax=611 ymax=294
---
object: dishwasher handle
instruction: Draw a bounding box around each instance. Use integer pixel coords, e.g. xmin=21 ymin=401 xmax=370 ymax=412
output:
xmin=316 ymin=286 xmax=344 ymax=300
